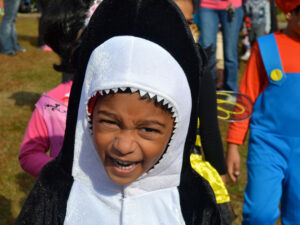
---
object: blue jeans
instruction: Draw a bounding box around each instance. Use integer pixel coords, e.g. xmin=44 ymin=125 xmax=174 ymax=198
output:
xmin=196 ymin=6 xmax=244 ymax=91
xmin=0 ymin=0 xmax=22 ymax=53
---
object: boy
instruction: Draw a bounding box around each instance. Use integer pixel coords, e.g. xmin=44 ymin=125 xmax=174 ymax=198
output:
xmin=226 ymin=0 xmax=300 ymax=224
xmin=16 ymin=0 xmax=222 ymax=224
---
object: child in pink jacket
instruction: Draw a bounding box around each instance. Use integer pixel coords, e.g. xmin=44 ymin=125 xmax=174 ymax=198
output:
xmin=19 ymin=80 xmax=72 ymax=177
xmin=19 ymin=0 xmax=100 ymax=177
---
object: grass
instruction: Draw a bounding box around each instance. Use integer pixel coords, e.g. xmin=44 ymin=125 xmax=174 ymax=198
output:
xmin=0 ymin=14 xmax=61 ymax=225
xmin=0 ymin=14 xmax=281 ymax=225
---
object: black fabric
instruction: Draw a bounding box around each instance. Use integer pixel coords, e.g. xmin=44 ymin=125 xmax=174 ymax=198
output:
xmin=217 ymin=202 xmax=237 ymax=225
xmin=179 ymin=165 xmax=222 ymax=225
xmin=15 ymin=160 xmax=73 ymax=225
xmin=16 ymin=0 xmax=222 ymax=224
xmin=198 ymin=46 xmax=226 ymax=175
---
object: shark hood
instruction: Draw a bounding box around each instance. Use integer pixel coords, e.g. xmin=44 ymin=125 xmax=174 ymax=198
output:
xmin=64 ymin=34 xmax=192 ymax=224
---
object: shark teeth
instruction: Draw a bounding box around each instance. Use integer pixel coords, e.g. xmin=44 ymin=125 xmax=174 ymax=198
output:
xmin=162 ymin=99 xmax=169 ymax=105
xmin=88 ymin=87 xmax=179 ymax=134
xmin=156 ymin=95 xmax=163 ymax=103
xmin=130 ymin=87 xmax=138 ymax=93
xmin=163 ymin=99 xmax=169 ymax=105
xmin=112 ymin=88 xmax=118 ymax=93
xmin=148 ymin=92 xmax=155 ymax=99
xmin=174 ymin=117 xmax=179 ymax=123
xmin=139 ymin=90 xmax=147 ymax=97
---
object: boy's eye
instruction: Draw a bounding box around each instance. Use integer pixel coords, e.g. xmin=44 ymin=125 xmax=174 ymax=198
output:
xmin=140 ymin=127 xmax=160 ymax=133
xmin=100 ymin=119 xmax=118 ymax=126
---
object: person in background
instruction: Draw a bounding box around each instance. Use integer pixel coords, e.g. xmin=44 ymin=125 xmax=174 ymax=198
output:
xmin=18 ymin=0 xmax=96 ymax=178
xmin=174 ymin=1 xmax=236 ymax=224
xmin=226 ymin=0 xmax=300 ymax=224
xmin=240 ymin=14 xmax=252 ymax=61
xmin=241 ymin=0 xmax=270 ymax=61
xmin=0 ymin=0 xmax=26 ymax=55
xmin=269 ymin=0 xmax=278 ymax=33
xmin=195 ymin=0 xmax=244 ymax=91
xmin=174 ymin=0 xmax=227 ymax=182
xmin=36 ymin=0 xmax=52 ymax=51
xmin=0 ymin=0 xmax=4 ymax=16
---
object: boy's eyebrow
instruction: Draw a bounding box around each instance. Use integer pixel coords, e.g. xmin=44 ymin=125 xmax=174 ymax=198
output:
xmin=140 ymin=120 xmax=166 ymax=128
xmin=95 ymin=110 xmax=167 ymax=128
xmin=95 ymin=110 xmax=117 ymax=118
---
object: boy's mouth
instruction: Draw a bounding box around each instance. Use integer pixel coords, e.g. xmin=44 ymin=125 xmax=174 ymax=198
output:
xmin=110 ymin=157 xmax=141 ymax=171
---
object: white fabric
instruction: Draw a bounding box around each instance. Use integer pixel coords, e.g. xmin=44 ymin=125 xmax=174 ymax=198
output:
xmin=64 ymin=180 xmax=185 ymax=225
xmin=65 ymin=36 xmax=192 ymax=224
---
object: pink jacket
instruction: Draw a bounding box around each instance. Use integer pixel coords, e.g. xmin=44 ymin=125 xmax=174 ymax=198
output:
xmin=19 ymin=80 xmax=72 ymax=177
xmin=200 ymin=0 xmax=242 ymax=10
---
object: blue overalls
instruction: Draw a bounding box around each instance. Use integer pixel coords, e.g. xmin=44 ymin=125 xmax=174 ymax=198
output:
xmin=242 ymin=34 xmax=300 ymax=225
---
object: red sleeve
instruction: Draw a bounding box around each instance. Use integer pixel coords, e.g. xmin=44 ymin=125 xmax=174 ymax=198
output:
xmin=19 ymin=108 xmax=53 ymax=178
xmin=226 ymin=42 xmax=268 ymax=145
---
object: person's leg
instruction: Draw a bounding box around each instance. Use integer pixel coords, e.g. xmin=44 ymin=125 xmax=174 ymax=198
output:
xmin=220 ymin=6 xmax=244 ymax=91
xmin=0 ymin=0 xmax=22 ymax=54
xmin=216 ymin=31 xmax=224 ymax=89
xmin=11 ymin=3 xmax=24 ymax=52
xmin=242 ymin=132 xmax=287 ymax=225
xmin=0 ymin=0 xmax=16 ymax=53
xmin=197 ymin=7 xmax=219 ymax=81
xmin=255 ymin=23 xmax=265 ymax=40
xmin=248 ymin=28 xmax=256 ymax=46
xmin=280 ymin=138 xmax=300 ymax=225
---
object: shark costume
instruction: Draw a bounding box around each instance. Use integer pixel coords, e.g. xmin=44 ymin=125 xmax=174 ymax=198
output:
xmin=16 ymin=0 xmax=222 ymax=224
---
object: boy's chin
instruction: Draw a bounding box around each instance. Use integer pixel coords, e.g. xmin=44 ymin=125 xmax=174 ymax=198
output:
xmin=107 ymin=173 xmax=139 ymax=185
xmin=105 ymin=167 xmax=144 ymax=185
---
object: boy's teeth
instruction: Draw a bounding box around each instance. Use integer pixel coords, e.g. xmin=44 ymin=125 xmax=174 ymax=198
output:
xmin=113 ymin=158 xmax=137 ymax=169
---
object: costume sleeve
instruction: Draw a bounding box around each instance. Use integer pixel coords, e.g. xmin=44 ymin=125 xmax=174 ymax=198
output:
xmin=226 ymin=42 xmax=268 ymax=145
xmin=199 ymin=69 xmax=226 ymax=175
xmin=19 ymin=108 xmax=54 ymax=178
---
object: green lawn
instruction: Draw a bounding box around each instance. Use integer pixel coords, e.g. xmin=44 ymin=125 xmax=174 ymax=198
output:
xmin=0 ymin=14 xmax=61 ymax=225
xmin=0 ymin=14 xmax=278 ymax=225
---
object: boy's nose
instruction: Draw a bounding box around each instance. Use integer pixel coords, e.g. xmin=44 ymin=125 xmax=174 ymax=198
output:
xmin=112 ymin=130 xmax=137 ymax=155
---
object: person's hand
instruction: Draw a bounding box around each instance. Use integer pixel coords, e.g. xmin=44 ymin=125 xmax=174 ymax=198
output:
xmin=226 ymin=143 xmax=240 ymax=182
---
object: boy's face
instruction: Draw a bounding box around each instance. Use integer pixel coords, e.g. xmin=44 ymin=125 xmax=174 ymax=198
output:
xmin=174 ymin=0 xmax=194 ymax=25
xmin=92 ymin=92 xmax=174 ymax=185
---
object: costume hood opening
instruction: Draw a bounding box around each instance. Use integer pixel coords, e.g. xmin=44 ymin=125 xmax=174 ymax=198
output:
xmin=72 ymin=35 xmax=192 ymax=196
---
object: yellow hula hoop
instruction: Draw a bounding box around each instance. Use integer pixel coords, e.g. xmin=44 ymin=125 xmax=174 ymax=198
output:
xmin=216 ymin=92 xmax=246 ymax=120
